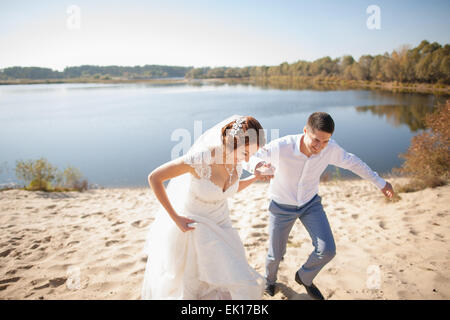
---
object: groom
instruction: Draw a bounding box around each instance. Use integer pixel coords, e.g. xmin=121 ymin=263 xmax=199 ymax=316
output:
xmin=244 ymin=112 xmax=394 ymax=300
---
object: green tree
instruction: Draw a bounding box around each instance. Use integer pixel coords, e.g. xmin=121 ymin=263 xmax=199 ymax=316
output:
xmin=15 ymin=158 xmax=58 ymax=191
xmin=369 ymin=55 xmax=387 ymax=81
xmin=60 ymin=166 xmax=87 ymax=191
xmin=339 ymin=55 xmax=355 ymax=72
xmin=358 ymin=55 xmax=373 ymax=80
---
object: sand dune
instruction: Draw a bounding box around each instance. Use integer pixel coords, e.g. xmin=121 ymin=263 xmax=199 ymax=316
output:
xmin=0 ymin=177 xmax=449 ymax=300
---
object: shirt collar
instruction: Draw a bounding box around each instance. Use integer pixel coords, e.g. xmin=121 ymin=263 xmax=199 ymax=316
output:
xmin=294 ymin=134 xmax=303 ymax=157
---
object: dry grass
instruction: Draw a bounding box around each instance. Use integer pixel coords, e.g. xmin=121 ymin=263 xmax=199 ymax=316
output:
xmin=394 ymin=100 xmax=450 ymax=193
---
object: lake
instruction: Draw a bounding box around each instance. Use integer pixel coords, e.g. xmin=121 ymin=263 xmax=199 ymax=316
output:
xmin=0 ymin=82 xmax=445 ymax=187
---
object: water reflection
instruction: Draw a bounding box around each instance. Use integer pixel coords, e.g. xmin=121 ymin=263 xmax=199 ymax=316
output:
xmin=355 ymin=104 xmax=435 ymax=131
xmin=0 ymin=82 xmax=447 ymax=187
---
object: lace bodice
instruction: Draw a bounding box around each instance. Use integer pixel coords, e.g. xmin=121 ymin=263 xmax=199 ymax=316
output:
xmin=183 ymin=152 xmax=243 ymax=206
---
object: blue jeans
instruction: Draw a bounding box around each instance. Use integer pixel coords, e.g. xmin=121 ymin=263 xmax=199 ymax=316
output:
xmin=266 ymin=194 xmax=336 ymax=286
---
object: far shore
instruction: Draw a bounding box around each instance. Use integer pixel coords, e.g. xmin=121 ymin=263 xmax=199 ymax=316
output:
xmin=1 ymin=77 xmax=449 ymax=95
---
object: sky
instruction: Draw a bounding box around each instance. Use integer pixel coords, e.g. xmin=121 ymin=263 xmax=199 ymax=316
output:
xmin=1 ymin=0 xmax=449 ymax=71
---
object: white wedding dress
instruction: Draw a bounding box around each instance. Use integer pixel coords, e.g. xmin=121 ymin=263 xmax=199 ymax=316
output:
xmin=141 ymin=151 xmax=265 ymax=300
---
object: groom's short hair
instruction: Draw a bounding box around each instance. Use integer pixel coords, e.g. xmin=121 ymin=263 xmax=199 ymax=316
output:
xmin=307 ymin=112 xmax=335 ymax=134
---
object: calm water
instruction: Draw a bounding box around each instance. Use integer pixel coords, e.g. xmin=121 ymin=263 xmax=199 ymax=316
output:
xmin=0 ymin=82 xmax=444 ymax=187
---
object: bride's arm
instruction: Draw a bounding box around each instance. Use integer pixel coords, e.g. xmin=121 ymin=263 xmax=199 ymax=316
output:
xmin=148 ymin=158 xmax=197 ymax=232
xmin=237 ymin=175 xmax=258 ymax=193
xmin=237 ymin=161 xmax=274 ymax=193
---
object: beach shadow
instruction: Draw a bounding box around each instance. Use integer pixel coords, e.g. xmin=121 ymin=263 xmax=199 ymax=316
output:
xmin=33 ymin=191 xmax=78 ymax=199
xmin=276 ymin=283 xmax=312 ymax=300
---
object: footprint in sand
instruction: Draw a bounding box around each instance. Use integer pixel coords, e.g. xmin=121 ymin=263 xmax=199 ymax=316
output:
xmin=32 ymin=277 xmax=67 ymax=290
xmin=378 ymin=221 xmax=387 ymax=230
xmin=27 ymin=250 xmax=48 ymax=262
xmin=18 ymin=265 xmax=33 ymax=271
xmin=0 ymin=277 xmax=21 ymax=285
xmin=434 ymin=233 xmax=444 ymax=240
xmin=131 ymin=220 xmax=149 ymax=228
xmin=431 ymin=222 xmax=440 ymax=226
xmin=62 ymin=232 xmax=71 ymax=240
xmin=326 ymin=267 xmax=339 ymax=275
xmin=112 ymin=220 xmax=125 ymax=227
xmin=6 ymin=239 xmax=17 ymax=246
xmin=0 ymin=248 xmax=13 ymax=257
xmin=49 ymin=277 xmax=67 ymax=287
xmin=105 ymin=240 xmax=120 ymax=247
xmin=249 ymin=232 xmax=263 ymax=237
xmin=129 ymin=267 xmax=146 ymax=277
xmin=396 ymin=253 xmax=407 ymax=259
xmin=34 ymin=283 xmax=50 ymax=290
xmin=5 ymin=269 xmax=18 ymax=276
xmin=253 ymin=224 xmax=267 ymax=229
xmin=0 ymin=276 xmax=21 ymax=291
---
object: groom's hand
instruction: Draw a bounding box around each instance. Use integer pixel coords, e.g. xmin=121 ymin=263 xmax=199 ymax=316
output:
xmin=254 ymin=162 xmax=275 ymax=182
xmin=381 ymin=181 xmax=394 ymax=198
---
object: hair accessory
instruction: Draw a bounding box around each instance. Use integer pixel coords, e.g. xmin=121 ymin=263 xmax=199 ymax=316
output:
xmin=229 ymin=117 xmax=246 ymax=137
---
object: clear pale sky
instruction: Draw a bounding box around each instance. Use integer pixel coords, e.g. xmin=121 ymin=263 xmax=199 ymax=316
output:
xmin=1 ymin=0 xmax=449 ymax=71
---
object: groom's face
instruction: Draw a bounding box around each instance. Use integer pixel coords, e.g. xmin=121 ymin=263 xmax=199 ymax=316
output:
xmin=303 ymin=126 xmax=332 ymax=155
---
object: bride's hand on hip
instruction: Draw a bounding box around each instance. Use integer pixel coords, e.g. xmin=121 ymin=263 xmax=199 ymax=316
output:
xmin=173 ymin=215 xmax=197 ymax=232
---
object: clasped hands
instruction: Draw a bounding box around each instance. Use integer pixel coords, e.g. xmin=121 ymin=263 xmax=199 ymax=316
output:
xmin=254 ymin=162 xmax=275 ymax=182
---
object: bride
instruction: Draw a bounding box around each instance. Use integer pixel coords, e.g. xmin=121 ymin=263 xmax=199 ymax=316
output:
xmin=141 ymin=115 xmax=270 ymax=299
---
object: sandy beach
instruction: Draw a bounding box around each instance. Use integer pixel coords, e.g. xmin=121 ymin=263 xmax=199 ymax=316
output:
xmin=0 ymin=176 xmax=449 ymax=300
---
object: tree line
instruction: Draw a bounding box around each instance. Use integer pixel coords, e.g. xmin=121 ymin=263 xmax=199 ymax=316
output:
xmin=1 ymin=40 xmax=448 ymax=84
xmin=185 ymin=40 xmax=450 ymax=84
xmin=0 ymin=65 xmax=192 ymax=80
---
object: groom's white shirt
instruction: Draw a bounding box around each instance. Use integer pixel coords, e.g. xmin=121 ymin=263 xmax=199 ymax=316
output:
xmin=243 ymin=133 xmax=386 ymax=207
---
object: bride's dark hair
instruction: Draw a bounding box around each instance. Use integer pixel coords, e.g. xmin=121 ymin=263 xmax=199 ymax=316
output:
xmin=221 ymin=116 xmax=265 ymax=151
